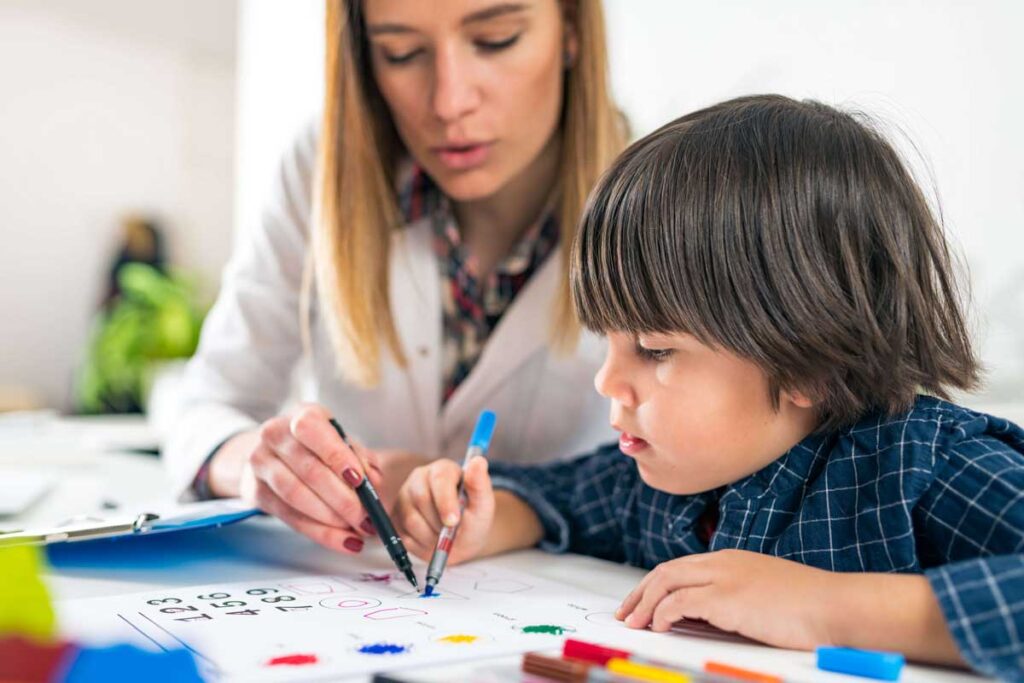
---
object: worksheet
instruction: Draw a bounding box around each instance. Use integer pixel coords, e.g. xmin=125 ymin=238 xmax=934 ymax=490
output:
xmin=55 ymin=560 xmax=666 ymax=681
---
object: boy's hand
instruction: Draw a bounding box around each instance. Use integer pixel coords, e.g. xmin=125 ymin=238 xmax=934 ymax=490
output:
xmin=394 ymin=457 xmax=495 ymax=565
xmin=616 ymin=549 xmax=837 ymax=649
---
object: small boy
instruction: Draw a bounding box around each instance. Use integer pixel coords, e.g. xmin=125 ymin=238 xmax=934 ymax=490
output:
xmin=393 ymin=95 xmax=1024 ymax=679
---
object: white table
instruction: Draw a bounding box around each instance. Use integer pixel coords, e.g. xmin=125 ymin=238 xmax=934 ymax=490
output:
xmin=1 ymin=416 xmax=989 ymax=682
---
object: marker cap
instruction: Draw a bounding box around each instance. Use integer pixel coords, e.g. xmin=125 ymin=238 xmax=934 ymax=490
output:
xmin=469 ymin=410 xmax=497 ymax=450
xmin=816 ymin=646 xmax=904 ymax=681
xmin=563 ymin=637 xmax=630 ymax=665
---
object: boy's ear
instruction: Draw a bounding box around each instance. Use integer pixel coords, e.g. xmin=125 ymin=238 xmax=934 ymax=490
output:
xmin=782 ymin=388 xmax=815 ymax=409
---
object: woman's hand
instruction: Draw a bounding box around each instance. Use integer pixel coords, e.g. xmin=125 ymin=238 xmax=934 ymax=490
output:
xmin=616 ymin=549 xmax=836 ymax=649
xmin=209 ymin=404 xmax=384 ymax=554
xmin=393 ymin=457 xmax=496 ymax=564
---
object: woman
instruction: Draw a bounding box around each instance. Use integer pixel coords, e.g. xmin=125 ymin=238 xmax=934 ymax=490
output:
xmin=163 ymin=0 xmax=626 ymax=555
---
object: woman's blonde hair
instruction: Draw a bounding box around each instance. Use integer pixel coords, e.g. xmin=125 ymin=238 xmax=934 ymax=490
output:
xmin=312 ymin=0 xmax=625 ymax=387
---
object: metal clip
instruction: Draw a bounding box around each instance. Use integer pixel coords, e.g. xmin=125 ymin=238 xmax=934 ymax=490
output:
xmin=131 ymin=512 xmax=159 ymax=533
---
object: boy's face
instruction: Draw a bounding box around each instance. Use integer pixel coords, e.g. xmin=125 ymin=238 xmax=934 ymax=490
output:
xmin=595 ymin=332 xmax=819 ymax=495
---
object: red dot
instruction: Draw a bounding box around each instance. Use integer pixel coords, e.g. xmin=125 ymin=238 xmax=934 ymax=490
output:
xmin=267 ymin=653 xmax=318 ymax=666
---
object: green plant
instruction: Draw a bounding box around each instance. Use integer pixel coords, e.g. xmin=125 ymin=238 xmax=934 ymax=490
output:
xmin=77 ymin=263 xmax=204 ymax=414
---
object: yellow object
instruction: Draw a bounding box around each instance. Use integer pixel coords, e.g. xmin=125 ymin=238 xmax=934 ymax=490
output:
xmin=608 ymin=657 xmax=690 ymax=683
xmin=0 ymin=545 xmax=56 ymax=640
xmin=438 ymin=634 xmax=479 ymax=644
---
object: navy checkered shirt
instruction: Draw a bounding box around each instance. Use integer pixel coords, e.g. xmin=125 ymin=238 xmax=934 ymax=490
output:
xmin=489 ymin=396 xmax=1024 ymax=680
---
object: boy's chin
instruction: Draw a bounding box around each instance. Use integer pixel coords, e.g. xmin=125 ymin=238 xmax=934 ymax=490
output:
xmin=635 ymin=462 xmax=716 ymax=496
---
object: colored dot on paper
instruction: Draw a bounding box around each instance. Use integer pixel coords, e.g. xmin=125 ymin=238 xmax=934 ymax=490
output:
xmin=357 ymin=643 xmax=408 ymax=655
xmin=521 ymin=624 xmax=569 ymax=635
xmin=438 ymin=634 xmax=478 ymax=644
xmin=266 ymin=653 xmax=318 ymax=667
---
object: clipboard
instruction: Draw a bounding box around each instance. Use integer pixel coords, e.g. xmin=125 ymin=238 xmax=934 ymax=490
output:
xmin=0 ymin=499 xmax=260 ymax=547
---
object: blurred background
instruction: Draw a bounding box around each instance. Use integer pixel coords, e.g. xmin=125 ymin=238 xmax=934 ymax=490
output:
xmin=1 ymin=0 xmax=1021 ymax=418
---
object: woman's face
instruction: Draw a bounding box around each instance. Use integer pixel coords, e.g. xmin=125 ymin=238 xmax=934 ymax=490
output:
xmin=364 ymin=0 xmax=570 ymax=201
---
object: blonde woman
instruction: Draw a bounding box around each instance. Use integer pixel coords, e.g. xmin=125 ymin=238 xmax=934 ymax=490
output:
xmin=163 ymin=0 xmax=625 ymax=555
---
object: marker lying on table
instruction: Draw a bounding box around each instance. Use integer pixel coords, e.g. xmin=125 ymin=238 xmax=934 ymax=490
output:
xmin=816 ymin=647 xmax=904 ymax=681
xmin=329 ymin=418 xmax=418 ymax=590
xmin=564 ymin=638 xmax=784 ymax=683
xmin=423 ymin=410 xmax=497 ymax=596
xmin=522 ymin=652 xmax=640 ymax=682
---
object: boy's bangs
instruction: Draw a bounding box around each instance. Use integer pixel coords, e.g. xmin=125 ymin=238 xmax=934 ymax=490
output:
xmin=570 ymin=124 xmax=722 ymax=345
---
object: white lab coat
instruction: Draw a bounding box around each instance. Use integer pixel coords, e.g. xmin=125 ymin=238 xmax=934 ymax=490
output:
xmin=162 ymin=124 xmax=616 ymax=498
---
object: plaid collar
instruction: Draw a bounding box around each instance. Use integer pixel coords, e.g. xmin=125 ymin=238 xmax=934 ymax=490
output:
xmin=396 ymin=161 xmax=560 ymax=403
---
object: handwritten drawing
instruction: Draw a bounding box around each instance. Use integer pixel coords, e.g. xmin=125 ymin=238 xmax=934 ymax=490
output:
xmin=318 ymin=596 xmax=381 ymax=611
xmin=363 ymin=607 xmax=429 ymax=621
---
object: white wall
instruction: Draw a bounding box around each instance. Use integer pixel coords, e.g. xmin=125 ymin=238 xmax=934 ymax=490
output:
xmin=602 ymin=0 xmax=1024 ymax=402
xmin=0 ymin=0 xmax=237 ymax=411
xmin=234 ymin=0 xmax=325 ymax=252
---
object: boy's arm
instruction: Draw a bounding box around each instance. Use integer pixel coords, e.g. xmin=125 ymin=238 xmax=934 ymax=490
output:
xmin=824 ymin=571 xmax=963 ymax=666
xmin=488 ymin=443 xmax=638 ymax=561
xmin=911 ymin=431 xmax=1024 ymax=679
xmin=477 ymin=490 xmax=546 ymax=558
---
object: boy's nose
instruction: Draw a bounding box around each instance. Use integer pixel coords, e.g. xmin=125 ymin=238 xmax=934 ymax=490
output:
xmin=594 ymin=354 xmax=637 ymax=409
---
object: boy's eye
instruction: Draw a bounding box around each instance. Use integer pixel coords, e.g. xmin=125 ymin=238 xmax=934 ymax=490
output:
xmin=635 ymin=342 xmax=674 ymax=362
xmin=475 ymin=33 xmax=521 ymax=52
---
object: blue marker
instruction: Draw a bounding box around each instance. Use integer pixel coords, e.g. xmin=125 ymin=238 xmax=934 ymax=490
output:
xmin=816 ymin=647 xmax=904 ymax=681
xmin=423 ymin=411 xmax=496 ymax=596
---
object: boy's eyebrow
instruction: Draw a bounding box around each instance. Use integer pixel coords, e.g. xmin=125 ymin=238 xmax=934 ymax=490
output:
xmin=367 ymin=3 xmax=529 ymax=36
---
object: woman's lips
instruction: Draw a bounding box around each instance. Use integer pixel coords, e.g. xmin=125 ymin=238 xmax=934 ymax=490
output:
xmin=433 ymin=142 xmax=492 ymax=170
xmin=618 ymin=432 xmax=650 ymax=456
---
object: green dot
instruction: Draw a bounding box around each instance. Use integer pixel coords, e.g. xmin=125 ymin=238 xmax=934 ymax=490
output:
xmin=521 ymin=624 xmax=567 ymax=635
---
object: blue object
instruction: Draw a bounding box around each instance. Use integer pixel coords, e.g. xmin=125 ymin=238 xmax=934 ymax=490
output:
xmin=817 ymin=646 xmax=904 ymax=681
xmin=63 ymin=644 xmax=202 ymax=682
xmin=147 ymin=507 xmax=260 ymax=534
xmin=469 ymin=410 xmax=497 ymax=451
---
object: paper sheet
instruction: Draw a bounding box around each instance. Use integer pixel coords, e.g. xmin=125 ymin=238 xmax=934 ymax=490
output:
xmin=55 ymin=558 xmax=669 ymax=681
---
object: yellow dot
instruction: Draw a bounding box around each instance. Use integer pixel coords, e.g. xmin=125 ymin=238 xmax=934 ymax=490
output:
xmin=438 ymin=634 xmax=478 ymax=644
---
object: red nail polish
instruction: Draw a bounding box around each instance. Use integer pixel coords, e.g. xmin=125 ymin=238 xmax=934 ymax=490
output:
xmin=341 ymin=468 xmax=362 ymax=488
xmin=360 ymin=517 xmax=376 ymax=535
xmin=343 ymin=537 xmax=364 ymax=553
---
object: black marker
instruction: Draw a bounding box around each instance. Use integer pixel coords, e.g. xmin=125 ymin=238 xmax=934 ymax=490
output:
xmin=329 ymin=418 xmax=418 ymax=590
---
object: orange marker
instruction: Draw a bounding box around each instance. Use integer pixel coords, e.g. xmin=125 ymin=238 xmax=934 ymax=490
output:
xmin=704 ymin=661 xmax=783 ymax=683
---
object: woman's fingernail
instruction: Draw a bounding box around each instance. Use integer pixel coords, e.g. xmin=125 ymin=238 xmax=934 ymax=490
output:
xmin=360 ymin=517 xmax=376 ymax=534
xmin=341 ymin=468 xmax=362 ymax=488
xmin=444 ymin=513 xmax=459 ymax=526
xmin=343 ymin=537 xmax=364 ymax=553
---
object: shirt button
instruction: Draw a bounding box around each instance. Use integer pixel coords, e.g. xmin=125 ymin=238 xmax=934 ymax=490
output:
xmin=418 ymin=346 xmax=429 ymax=357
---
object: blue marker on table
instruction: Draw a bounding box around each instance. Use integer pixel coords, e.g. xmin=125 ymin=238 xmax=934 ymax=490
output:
xmin=423 ymin=410 xmax=496 ymax=596
xmin=816 ymin=647 xmax=904 ymax=681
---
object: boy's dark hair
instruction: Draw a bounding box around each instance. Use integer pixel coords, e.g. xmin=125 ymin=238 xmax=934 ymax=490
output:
xmin=571 ymin=94 xmax=980 ymax=430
